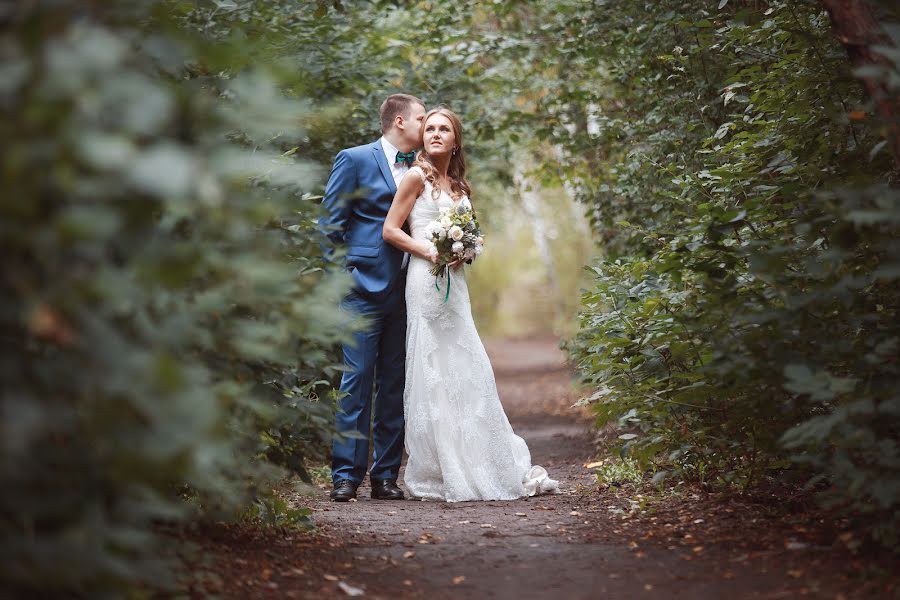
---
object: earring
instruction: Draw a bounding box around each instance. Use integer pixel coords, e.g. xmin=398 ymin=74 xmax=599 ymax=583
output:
xmin=452 ymin=147 xmax=457 ymax=155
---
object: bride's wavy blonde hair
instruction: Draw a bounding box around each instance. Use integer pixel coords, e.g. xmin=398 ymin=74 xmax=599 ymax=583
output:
xmin=413 ymin=108 xmax=472 ymax=201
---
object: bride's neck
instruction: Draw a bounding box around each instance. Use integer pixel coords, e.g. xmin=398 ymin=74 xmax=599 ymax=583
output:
xmin=430 ymin=154 xmax=451 ymax=176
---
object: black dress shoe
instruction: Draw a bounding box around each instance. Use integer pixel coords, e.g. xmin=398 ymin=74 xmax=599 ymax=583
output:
xmin=371 ymin=479 xmax=405 ymax=500
xmin=330 ymin=479 xmax=358 ymax=502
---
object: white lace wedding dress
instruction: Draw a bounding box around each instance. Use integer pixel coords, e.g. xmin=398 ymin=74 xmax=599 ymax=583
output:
xmin=401 ymin=167 xmax=560 ymax=502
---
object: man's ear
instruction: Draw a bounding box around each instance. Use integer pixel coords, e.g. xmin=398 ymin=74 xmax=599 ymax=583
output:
xmin=394 ymin=114 xmax=405 ymax=130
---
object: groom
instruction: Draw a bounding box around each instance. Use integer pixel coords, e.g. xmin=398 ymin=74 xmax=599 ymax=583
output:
xmin=321 ymin=93 xmax=427 ymax=502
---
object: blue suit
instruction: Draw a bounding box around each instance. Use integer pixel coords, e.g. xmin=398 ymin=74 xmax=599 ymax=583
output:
xmin=321 ymin=139 xmax=407 ymax=485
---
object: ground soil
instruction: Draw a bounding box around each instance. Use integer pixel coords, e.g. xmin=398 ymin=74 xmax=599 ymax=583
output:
xmin=183 ymin=337 xmax=898 ymax=600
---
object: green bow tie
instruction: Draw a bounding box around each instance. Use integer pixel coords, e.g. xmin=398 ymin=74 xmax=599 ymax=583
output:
xmin=395 ymin=151 xmax=415 ymax=166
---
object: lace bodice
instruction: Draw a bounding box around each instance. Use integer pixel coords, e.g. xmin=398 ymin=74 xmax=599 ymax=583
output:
xmin=406 ymin=166 xmax=472 ymax=243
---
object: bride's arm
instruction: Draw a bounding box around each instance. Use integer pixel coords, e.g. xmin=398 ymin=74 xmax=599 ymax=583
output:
xmin=383 ymin=171 xmax=436 ymax=262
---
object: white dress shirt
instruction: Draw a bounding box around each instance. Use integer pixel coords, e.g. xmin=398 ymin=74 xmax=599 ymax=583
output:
xmin=380 ymin=136 xmax=411 ymax=188
xmin=380 ymin=137 xmax=412 ymax=269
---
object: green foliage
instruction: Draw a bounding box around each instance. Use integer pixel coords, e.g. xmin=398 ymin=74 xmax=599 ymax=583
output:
xmin=243 ymin=496 xmax=313 ymax=530
xmin=306 ymin=464 xmax=333 ymax=486
xmin=0 ymin=1 xmax=355 ymax=595
xmin=6 ymin=1 xmax=898 ymax=595
xmin=544 ymin=1 xmax=900 ymax=546
xmin=593 ymin=458 xmax=645 ymax=487
xmin=0 ymin=1 xmax=592 ymax=594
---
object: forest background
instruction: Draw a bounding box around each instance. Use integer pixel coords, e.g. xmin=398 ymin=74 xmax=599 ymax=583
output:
xmin=2 ymin=0 xmax=898 ymax=596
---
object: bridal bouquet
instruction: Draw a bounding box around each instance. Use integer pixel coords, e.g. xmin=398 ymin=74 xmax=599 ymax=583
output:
xmin=425 ymin=204 xmax=483 ymax=278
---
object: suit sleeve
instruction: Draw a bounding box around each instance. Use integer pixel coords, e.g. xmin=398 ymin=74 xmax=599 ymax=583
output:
xmin=319 ymin=149 xmax=357 ymax=246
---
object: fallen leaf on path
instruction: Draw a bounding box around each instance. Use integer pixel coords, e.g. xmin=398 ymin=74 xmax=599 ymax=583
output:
xmin=458 ymin=520 xmax=470 ymax=524
xmin=452 ymin=576 xmax=466 ymax=585
xmin=570 ymin=511 xmax=581 ymax=516
xmin=403 ymin=580 xmax=413 ymax=586
xmin=692 ymin=546 xmax=704 ymax=553
xmin=324 ymin=574 xmax=339 ymax=581
xmin=787 ymin=570 xmax=804 ymax=578
xmin=644 ymin=584 xmax=654 ymax=591
xmin=403 ymin=551 xmax=415 ymax=559
xmin=584 ymin=461 xmax=605 ymax=469
xmin=515 ymin=512 xmax=527 ymax=517
xmin=480 ymin=523 xmax=494 ymax=528
xmin=337 ymin=581 xmax=365 ymax=596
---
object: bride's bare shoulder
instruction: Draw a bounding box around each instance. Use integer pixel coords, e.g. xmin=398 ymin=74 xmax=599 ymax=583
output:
xmin=394 ymin=169 xmax=425 ymax=199
xmin=405 ymin=165 xmax=426 ymax=182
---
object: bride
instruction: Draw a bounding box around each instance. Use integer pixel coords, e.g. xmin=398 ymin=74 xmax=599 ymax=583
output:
xmin=383 ymin=107 xmax=559 ymax=502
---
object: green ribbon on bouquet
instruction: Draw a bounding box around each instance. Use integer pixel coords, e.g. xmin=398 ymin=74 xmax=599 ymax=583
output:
xmin=434 ymin=266 xmax=451 ymax=303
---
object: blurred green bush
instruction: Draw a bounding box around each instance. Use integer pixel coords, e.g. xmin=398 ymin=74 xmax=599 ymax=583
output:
xmin=545 ymin=0 xmax=900 ymax=547
xmin=0 ymin=1 xmax=358 ymax=595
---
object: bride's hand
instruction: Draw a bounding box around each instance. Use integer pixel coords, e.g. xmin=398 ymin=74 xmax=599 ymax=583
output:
xmin=447 ymin=258 xmax=464 ymax=270
xmin=420 ymin=241 xmax=439 ymax=263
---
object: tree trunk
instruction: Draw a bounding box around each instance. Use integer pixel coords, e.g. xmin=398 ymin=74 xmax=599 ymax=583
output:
xmin=513 ymin=160 xmax=565 ymax=330
xmin=821 ymin=0 xmax=899 ymax=168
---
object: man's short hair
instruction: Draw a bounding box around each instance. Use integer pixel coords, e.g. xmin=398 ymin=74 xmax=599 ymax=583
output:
xmin=379 ymin=93 xmax=424 ymax=133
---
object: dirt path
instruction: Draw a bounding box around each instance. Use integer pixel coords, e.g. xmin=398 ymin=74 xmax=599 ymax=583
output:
xmin=188 ymin=337 xmax=893 ymax=599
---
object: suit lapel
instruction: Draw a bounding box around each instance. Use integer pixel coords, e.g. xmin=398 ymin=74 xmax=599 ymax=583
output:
xmin=372 ymin=141 xmax=398 ymax=195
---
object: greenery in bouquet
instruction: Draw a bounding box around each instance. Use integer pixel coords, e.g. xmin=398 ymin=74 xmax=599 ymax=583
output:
xmin=425 ymin=203 xmax=484 ymax=277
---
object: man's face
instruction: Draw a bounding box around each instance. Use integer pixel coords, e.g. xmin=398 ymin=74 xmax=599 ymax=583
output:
xmin=403 ymin=103 xmax=427 ymax=149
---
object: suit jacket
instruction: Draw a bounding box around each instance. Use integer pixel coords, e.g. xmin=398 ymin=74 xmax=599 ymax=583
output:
xmin=320 ymin=139 xmax=407 ymax=298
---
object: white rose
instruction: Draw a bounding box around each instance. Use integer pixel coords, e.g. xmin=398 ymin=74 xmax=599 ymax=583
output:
xmin=451 ymin=241 xmax=464 ymax=254
xmin=426 ymin=221 xmax=445 ymax=240
xmin=448 ymin=225 xmax=464 ymax=241
xmin=440 ymin=216 xmax=453 ymax=229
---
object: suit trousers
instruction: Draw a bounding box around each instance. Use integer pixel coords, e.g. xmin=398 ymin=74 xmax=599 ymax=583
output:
xmin=331 ymin=274 xmax=407 ymax=484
